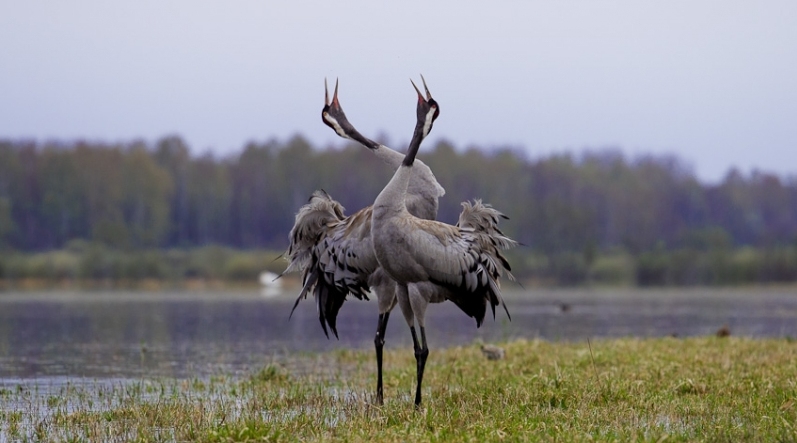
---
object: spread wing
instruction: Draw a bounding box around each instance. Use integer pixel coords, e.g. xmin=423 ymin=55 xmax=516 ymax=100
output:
xmin=457 ymin=199 xmax=517 ymax=252
xmin=456 ymin=199 xmax=517 ymax=280
xmin=317 ymin=207 xmax=379 ymax=300
xmin=288 ymin=203 xmax=379 ymax=338
xmin=399 ymin=215 xmax=514 ymax=326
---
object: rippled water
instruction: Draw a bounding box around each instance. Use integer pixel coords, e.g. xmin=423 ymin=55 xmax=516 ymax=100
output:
xmin=0 ymin=287 xmax=795 ymax=381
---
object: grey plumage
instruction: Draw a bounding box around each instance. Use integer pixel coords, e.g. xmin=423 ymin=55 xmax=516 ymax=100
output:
xmin=373 ymin=200 xmax=516 ymax=326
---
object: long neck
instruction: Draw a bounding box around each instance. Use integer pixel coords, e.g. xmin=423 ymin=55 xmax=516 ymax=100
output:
xmin=371 ymin=144 xmax=404 ymax=169
xmin=367 ymin=143 xmax=442 ymax=220
xmin=343 ymin=127 xmax=405 ymax=169
xmin=402 ymin=123 xmax=425 ymax=167
xmin=373 ymin=120 xmax=427 ymax=213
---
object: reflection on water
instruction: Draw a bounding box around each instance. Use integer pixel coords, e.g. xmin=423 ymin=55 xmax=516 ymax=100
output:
xmin=0 ymin=287 xmax=795 ymax=380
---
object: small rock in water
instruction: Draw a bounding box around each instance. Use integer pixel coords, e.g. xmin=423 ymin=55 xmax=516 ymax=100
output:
xmin=480 ymin=344 xmax=506 ymax=360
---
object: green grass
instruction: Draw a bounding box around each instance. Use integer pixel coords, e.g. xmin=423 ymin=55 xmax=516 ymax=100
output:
xmin=2 ymin=337 xmax=796 ymax=442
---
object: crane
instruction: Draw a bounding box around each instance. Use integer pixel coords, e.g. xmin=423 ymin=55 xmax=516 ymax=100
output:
xmin=370 ymin=76 xmax=516 ymax=406
xmin=283 ymin=79 xmax=444 ymax=404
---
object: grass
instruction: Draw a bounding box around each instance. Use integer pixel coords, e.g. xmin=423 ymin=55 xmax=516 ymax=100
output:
xmin=2 ymin=337 xmax=796 ymax=442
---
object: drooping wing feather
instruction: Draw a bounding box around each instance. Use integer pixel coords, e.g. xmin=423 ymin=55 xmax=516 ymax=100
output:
xmin=398 ymin=215 xmax=514 ymax=326
xmin=286 ymin=195 xmax=380 ymax=338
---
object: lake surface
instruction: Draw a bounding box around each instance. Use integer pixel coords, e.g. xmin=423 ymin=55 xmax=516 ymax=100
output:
xmin=1 ymin=287 xmax=796 ymax=382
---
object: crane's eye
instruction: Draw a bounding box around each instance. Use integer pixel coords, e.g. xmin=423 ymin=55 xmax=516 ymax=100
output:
xmin=430 ymin=101 xmax=440 ymax=121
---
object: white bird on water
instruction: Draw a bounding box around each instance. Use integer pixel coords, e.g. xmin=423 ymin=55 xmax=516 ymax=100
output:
xmin=259 ymin=271 xmax=282 ymax=298
xmin=259 ymin=271 xmax=281 ymax=287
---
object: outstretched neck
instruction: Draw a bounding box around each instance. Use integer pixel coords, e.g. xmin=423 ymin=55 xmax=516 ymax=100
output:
xmin=402 ymin=124 xmax=425 ymax=167
xmin=373 ymin=112 xmax=431 ymax=214
xmin=402 ymin=103 xmax=436 ymax=166
xmin=374 ymin=97 xmax=438 ymax=217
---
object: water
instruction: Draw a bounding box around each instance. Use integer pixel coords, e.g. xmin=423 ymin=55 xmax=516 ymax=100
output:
xmin=1 ymin=287 xmax=795 ymax=440
xmin=0 ymin=287 xmax=796 ymax=382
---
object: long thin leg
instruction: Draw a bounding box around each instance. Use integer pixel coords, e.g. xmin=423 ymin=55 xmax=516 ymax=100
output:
xmin=410 ymin=326 xmax=429 ymax=407
xmin=374 ymin=312 xmax=390 ymax=405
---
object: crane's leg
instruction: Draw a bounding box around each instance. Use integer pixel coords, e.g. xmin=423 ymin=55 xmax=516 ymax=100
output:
xmin=396 ymin=284 xmax=428 ymax=407
xmin=374 ymin=311 xmax=390 ymax=405
xmin=410 ymin=325 xmax=429 ymax=407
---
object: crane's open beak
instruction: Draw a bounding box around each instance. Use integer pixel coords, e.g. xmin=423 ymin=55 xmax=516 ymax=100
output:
xmin=324 ymin=78 xmax=342 ymax=111
xmin=410 ymin=74 xmax=433 ymax=103
xmin=321 ymin=79 xmax=380 ymax=150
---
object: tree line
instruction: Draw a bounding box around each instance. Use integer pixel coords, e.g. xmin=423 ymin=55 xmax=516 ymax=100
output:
xmin=1 ymin=136 xmax=796 ymax=285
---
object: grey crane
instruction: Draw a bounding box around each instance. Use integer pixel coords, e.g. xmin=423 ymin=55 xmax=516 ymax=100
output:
xmin=284 ymin=79 xmax=445 ymax=404
xmin=370 ymin=77 xmax=516 ymax=407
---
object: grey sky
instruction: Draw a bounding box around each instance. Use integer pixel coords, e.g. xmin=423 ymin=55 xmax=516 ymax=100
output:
xmin=2 ymin=1 xmax=795 ymax=182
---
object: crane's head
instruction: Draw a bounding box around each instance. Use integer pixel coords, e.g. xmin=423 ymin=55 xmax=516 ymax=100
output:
xmin=321 ymin=79 xmax=379 ymax=150
xmin=401 ymin=75 xmax=440 ymax=167
xmin=410 ymin=75 xmax=440 ymax=139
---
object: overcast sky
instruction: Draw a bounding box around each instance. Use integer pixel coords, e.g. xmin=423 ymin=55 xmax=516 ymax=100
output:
xmin=1 ymin=1 xmax=795 ymax=182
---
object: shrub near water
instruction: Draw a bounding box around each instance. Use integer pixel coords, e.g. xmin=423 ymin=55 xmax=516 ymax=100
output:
xmin=3 ymin=338 xmax=796 ymax=442
xmin=1 ymin=241 xmax=797 ymax=287
xmin=0 ymin=245 xmax=285 ymax=288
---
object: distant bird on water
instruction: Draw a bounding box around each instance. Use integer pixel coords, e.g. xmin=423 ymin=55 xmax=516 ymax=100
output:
xmin=370 ymin=76 xmax=517 ymax=406
xmin=259 ymin=271 xmax=282 ymax=298
xmin=259 ymin=271 xmax=281 ymax=286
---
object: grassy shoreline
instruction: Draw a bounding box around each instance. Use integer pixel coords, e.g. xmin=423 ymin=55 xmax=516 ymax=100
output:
xmin=2 ymin=337 xmax=796 ymax=442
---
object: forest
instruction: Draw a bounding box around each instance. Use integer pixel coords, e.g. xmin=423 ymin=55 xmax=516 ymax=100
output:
xmin=1 ymin=136 xmax=796 ymax=286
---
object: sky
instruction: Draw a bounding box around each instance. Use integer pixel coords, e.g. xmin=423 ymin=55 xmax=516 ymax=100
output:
xmin=1 ymin=1 xmax=795 ymax=183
